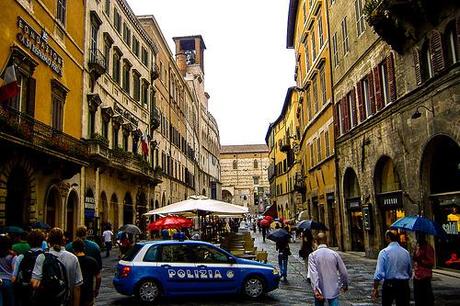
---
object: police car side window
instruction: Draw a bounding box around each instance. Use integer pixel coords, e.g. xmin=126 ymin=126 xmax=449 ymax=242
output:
xmin=159 ymin=244 xmax=194 ymax=263
xmin=195 ymin=245 xmax=229 ymax=264
xmin=143 ymin=245 xmax=159 ymax=262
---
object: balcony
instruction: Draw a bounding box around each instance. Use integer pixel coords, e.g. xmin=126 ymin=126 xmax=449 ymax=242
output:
xmin=86 ymin=134 xmax=109 ymax=164
xmin=88 ymin=49 xmax=107 ymax=82
xmin=363 ymin=0 xmax=443 ymax=53
xmin=151 ymin=64 xmax=159 ymax=81
xmin=0 ymin=106 xmax=88 ymax=163
xmin=150 ymin=106 xmax=160 ymax=130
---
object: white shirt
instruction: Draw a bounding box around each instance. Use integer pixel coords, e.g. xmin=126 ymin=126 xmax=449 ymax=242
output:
xmin=102 ymin=230 xmax=113 ymax=243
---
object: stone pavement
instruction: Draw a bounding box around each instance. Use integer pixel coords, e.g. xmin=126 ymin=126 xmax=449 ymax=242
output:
xmin=96 ymin=231 xmax=460 ymax=305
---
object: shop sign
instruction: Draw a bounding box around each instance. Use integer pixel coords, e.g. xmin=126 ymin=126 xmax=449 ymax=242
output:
xmin=85 ymin=196 xmax=96 ymax=210
xmin=442 ymin=222 xmax=458 ymax=235
xmin=377 ymin=191 xmax=403 ymax=208
xmin=346 ymin=197 xmax=361 ymax=210
xmin=84 ymin=208 xmax=95 ymax=219
xmin=16 ymin=17 xmax=63 ymax=75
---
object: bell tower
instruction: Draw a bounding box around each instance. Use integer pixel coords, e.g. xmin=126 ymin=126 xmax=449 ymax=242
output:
xmin=173 ymin=35 xmax=206 ymax=75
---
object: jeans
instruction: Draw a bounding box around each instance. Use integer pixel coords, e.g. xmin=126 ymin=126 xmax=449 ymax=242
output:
xmin=105 ymin=241 xmax=112 ymax=257
xmin=314 ymin=297 xmax=339 ymax=306
xmin=0 ymin=279 xmax=15 ymax=306
xmin=278 ymin=254 xmax=288 ymax=278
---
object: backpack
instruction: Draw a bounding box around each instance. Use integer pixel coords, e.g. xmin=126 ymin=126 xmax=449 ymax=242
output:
xmin=17 ymin=249 xmax=43 ymax=287
xmin=38 ymin=253 xmax=69 ymax=305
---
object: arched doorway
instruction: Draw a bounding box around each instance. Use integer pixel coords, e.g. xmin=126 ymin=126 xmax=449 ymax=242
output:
xmin=5 ymin=167 xmax=30 ymax=227
xmin=421 ymin=135 xmax=460 ymax=270
xmin=110 ymin=193 xmax=119 ymax=230
xmin=374 ymin=156 xmax=406 ymax=248
xmin=123 ymin=192 xmax=133 ymax=225
xmin=46 ymin=186 xmax=62 ymax=228
xmin=222 ymin=190 xmax=233 ymax=203
xmin=202 ymin=188 xmax=206 ymax=196
xmin=343 ymin=168 xmax=364 ymax=251
xmin=136 ymin=191 xmax=147 ymax=232
xmin=66 ymin=190 xmax=78 ymax=240
xmin=99 ymin=191 xmax=108 ymax=233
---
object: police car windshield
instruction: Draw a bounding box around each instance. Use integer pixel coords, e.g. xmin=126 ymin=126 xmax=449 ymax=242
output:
xmin=122 ymin=243 xmax=143 ymax=261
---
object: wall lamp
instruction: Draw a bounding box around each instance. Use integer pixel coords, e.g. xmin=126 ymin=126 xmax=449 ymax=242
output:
xmin=411 ymin=105 xmax=434 ymax=120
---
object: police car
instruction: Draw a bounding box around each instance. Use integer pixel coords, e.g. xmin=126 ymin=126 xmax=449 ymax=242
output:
xmin=113 ymin=240 xmax=280 ymax=303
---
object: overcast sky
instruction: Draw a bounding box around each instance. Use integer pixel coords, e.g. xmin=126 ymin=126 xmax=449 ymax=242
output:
xmin=127 ymin=0 xmax=294 ymax=145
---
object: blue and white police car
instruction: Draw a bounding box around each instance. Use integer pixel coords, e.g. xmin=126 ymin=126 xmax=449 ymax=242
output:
xmin=113 ymin=240 xmax=280 ymax=303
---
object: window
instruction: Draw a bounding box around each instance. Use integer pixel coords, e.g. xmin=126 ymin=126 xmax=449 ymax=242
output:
xmin=312 ymin=76 xmax=318 ymax=114
xmin=379 ymin=61 xmax=389 ymax=106
xmin=123 ymin=132 xmax=128 ymax=151
xmin=114 ymin=9 xmax=121 ymax=33
xmin=132 ymin=135 xmax=138 ymax=155
xmin=141 ymin=81 xmax=149 ymax=106
xmin=56 ymin=0 xmax=66 ymax=25
xmin=316 ymin=137 xmax=321 ymax=162
xmin=303 ymin=1 xmax=307 ymax=24
xmin=112 ymin=126 xmax=119 ymax=148
xmin=90 ymin=22 xmax=98 ymax=55
xmin=306 ymin=87 xmax=312 ymax=120
xmin=362 ymin=78 xmax=371 ymax=119
xmin=332 ymin=33 xmax=339 ymax=67
xmin=254 ymin=159 xmax=258 ymax=169
xmin=104 ymin=0 xmax=110 ymax=16
xmin=112 ymin=51 xmax=121 ymax=84
xmin=10 ymin=70 xmax=34 ymax=116
xmin=318 ymin=14 xmax=324 ymax=47
xmin=304 ymin=42 xmax=310 ymax=73
xmin=325 ymin=130 xmax=330 ymax=157
xmin=159 ymin=244 xmax=194 ymax=263
xmin=311 ymin=30 xmax=317 ymax=60
xmin=132 ymin=37 xmax=140 ymax=57
xmin=342 ymin=17 xmax=349 ymax=54
xmin=123 ymin=23 xmax=131 ymax=46
xmin=194 ymin=245 xmax=229 ymax=264
xmin=446 ymin=27 xmax=458 ymax=65
xmin=141 ymin=47 xmax=149 ymax=66
xmin=355 ymin=0 xmax=365 ymax=36
xmin=320 ymin=67 xmax=327 ymax=106
xmin=133 ymin=71 xmax=140 ymax=101
xmin=338 ymin=101 xmax=344 ymax=135
xmin=143 ymin=245 xmax=159 ymax=262
xmin=51 ymin=81 xmax=67 ymax=131
xmin=88 ymin=110 xmax=95 ymax=137
xmin=233 ymin=160 xmax=238 ymax=169
xmin=310 ymin=142 xmax=315 ymax=166
xmin=102 ymin=118 xmax=109 ymax=139
xmin=103 ymin=39 xmax=111 ymax=69
xmin=347 ymin=92 xmax=355 ymax=128
xmin=122 ymin=61 xmax=131 ymax=93
xmin=253 ymin=176 xmax=260 ymax=185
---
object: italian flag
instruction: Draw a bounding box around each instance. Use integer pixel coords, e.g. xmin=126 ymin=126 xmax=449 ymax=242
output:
xmin=141 ymin=133 xmax=149 ymax=157
xmin=0 ymin=65 xmax=19 ymax=103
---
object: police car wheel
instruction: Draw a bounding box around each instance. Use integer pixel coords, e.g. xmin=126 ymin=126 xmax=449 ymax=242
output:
xmin=137 ymin=280 xmax=160 ymax=303
xmin=243 ymin=276 xmax=265 ymax=298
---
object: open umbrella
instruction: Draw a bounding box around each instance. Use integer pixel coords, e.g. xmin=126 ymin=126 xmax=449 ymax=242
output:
xmin=390 ymin=215 xmax=447 ymax=237
xmin=263 ymin=216 xmax=274 ymax=223
xmin=259 ymin=219 xmax=270 ymax=228
xmin=148 ymin=216 xmax=192 ymax=231
xmin=296 ymin=220 xmax=328 ymax=231
xmin=267 ymin=228 xmax=291 ymax=243
xmin=2 ymin=226 xmax=25 ymax=234
xmin=31 ymin=221 xmax=51 ymax=230
xmin=119 ymin=224 xmax=142 ymax=235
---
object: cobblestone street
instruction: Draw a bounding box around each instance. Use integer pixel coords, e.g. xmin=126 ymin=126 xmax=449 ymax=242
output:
xmin=96 ymin=231 xmax=460 ymax=305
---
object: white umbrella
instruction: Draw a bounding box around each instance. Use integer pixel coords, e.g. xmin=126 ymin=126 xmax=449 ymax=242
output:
xmin=144 ymin=195 xmax=249 ymax=216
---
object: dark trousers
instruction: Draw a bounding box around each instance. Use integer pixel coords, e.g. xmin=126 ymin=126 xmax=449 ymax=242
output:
xmin=105 ymin=241 xmax=112 ymax=257
xmin=414 ymin=278 xmax=433 ymax=306
xmin=382 ymin=279 xmax=410 ymax=306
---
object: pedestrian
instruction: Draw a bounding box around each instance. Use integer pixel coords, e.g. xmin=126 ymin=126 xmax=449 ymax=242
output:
xmin=276 ymin=235 xmax=291 ymax=282
xmin=102 ymin=226 xmax=113 ymax=258
xmin=299 ymin=230 xmax=314 ymax=271
xmin=31 ymin=227 xmax=83 ymax=306
xmin=65 ymin=226 xmax=102 ymax=270
xmin=308 ymin=232 xmax=348 ymax=306
xmin=71 ymin=239 xmax=101 ymax=306
xmin=261 ymin=226 xmax=267 ymax=243
xmin=12 ymin=229 xmax=45 ymax=306
xmin=11 ymin=232 xmax=30 ymax=256
xmin=0 ymin=235 xmax=16 ymax=306
xmin=372 ymin=230 xmax=412 ymax=306
xmin=413 ymin=232 xmax=434 ymax=306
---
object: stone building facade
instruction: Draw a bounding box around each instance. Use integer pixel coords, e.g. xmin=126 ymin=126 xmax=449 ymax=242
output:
xmin=330 ymin=0 xmax=460 ymax=267
xmin=220 ymin=144 xmax=270 ymax=214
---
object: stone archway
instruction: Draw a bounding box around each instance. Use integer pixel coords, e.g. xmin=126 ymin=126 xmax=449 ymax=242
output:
xmin=136 ymin=190 xmax=147 ymax=232
xmin=0 ymin=157 xmax=36 ymax=227
xmin=66 ymin=190 xmax=78 ymax=240
xmin=343 ymin=168 xmax=364 ymax=251
xmin=46 ymin=186 xmax=62 ymax=228
xmin=222 ymin=189 xmax=233 ymax=203
xmin=123 ymin=192 xmax=133 ymax=225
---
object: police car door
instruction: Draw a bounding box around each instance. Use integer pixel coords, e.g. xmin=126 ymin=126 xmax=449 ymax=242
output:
xmin=157 ymin=243 xmax=199 ymax=295
xmin=193 ymin=244 xmax=240 ymax=293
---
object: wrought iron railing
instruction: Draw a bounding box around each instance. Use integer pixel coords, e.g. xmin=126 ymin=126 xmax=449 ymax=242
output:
xmin=88 ymin=48 xmax=107 ymax=74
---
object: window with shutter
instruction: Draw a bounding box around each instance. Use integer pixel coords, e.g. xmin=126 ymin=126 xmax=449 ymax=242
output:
xmin=386 ymin=53 xmax=396 ymax=103
xmin=373 ymin=66 xmax=383 ymax=111
xmin=347 ymin=92 xmax=355 ymax=129
xmin=342 ymin=97 xmax=349 ymax=132
xmin=445 ymin=24 xmax=458 ymax=66
xmin=430 ymin=31 xmax=445 ymax=75
xmin=413 ymin=48 xmax=422 ymax=85
xmin=379 ymin=61 xmax=389 ymax=106
xmin=368 ymin=72 xmax=376 ymax=114
xmin=357 ymin=81 xmax=365 ymax=122
xmin=334 ymin=102 xmax=340 ymax=137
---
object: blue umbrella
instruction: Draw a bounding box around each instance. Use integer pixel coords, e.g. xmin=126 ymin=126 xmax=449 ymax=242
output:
xmin=1 ymin=226 xmax=25 ymax=234
xmin=390 ymin=215 xmax=447 ymax=238
xmin=31 ymin=221 xmax=51 ymax=230
xmin=296 ymin=220 xmax=328 ymax=231
xmin=267 ymin=228 xmax=291 ymax=243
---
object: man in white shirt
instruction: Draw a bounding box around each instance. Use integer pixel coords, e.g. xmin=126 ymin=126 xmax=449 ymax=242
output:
xmin=102 ymin=227 xmax=113 ymax=258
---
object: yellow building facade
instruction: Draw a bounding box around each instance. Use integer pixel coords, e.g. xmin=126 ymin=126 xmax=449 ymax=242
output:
xmin=0 ymin=0 xmax=86 ymax=231
xmin=287 ymin=0 xmax=338 ymax=245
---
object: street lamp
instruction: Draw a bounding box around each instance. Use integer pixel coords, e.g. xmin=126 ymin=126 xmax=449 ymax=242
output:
xmin=411 ymin=105 xmax=434 ymax=119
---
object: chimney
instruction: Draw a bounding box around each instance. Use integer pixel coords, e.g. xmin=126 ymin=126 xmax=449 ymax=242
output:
xmin=176 ymin=51 xmax=187 ymax=76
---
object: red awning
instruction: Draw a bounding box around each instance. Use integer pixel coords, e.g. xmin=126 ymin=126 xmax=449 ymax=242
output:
xmin=263 ymin=204 xmax=278 ymax=218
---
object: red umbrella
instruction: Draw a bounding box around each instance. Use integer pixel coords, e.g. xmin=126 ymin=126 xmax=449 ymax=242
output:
xmin=263 ymin=216 xmax=274 ymax=223
xmin=260 ymin=219 xmax=270 ymax=228
xmin=148 ymin=216 xmax=193 ymax=231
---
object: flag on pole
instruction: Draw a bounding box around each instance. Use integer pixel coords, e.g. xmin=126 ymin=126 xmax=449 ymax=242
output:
xmin=0 ymin=65 xmax=19 ymax=103
xmin=141 ymin=133 xmax=149 ymax=157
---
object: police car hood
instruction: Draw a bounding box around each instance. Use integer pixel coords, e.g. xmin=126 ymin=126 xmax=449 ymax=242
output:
xmin=235 ymin=257 xmax=275 ymax=268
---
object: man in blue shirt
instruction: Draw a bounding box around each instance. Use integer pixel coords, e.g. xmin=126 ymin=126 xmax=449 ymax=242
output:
xmin=372 ymin=230 xmax=412 ymax=306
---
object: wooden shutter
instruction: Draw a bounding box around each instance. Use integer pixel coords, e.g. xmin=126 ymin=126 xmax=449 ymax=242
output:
xmin=430 ymin=30 xmax=445 ymax=74
xmin=340 ymin=98 xmax=346 ymax=135
xmin=368 ymin=72 xmax=376 ymax=114
xmin=413 ymin=48 xmax=422 ymax=85
xmin=26 ymin=77 xmax=36 ymax=117
xmin=373 ymin=66 xmax=383 ymax=111
xmin=351 ymin=89 xmax=358 ymax=127
xmin=386 ymin=53 xmax=396 ymax=103
xmin=334 ymin=102 xmax=340 ymax=137
xmin=342 ymin=97 xmax=349 ymax=132
xmin=357 ymin=80 xmax=365 ymax=122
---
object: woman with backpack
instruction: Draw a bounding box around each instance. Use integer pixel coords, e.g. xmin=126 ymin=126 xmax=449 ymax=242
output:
xmin=0 ymin=235 xmax=16 ymax=306
xmin=12 ymin=229 xmax=45 ymax=306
